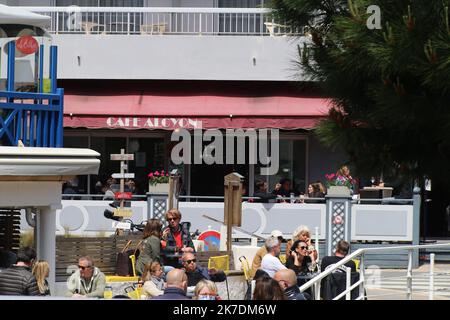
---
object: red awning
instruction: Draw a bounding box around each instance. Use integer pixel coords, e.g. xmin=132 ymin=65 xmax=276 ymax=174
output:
xmin=63 ymin=94 xmax=330 ymax=130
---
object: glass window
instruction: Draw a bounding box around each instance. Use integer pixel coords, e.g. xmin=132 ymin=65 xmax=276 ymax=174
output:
xmin=63 ymin=136 xmax=89 ymax=196
xmin=128 ymin=137 xmax=166 ymax=195
xmin=90 ymin=136 xmax=126 ymax=195
xmin=256 ymin=138 xmax=307 ymax=196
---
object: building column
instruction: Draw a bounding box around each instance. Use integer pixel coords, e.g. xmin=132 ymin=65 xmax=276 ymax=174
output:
xmin=35 ymin=204 xmax=60 ymax=294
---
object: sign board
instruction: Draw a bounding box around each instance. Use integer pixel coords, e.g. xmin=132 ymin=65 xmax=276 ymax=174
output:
xmin=112 ymin=173 xmax=135 ymax=179
xmin=112 ymin=221 xmax=131 ymax=230
xmin=110 ymin=154 xmax=134 ymax=161
xmin=115 ymin=192 xmax=132 ymax=200
xmin=16 ymin=36 xmax=39 ymax=55
xmin=113 ymin=208 xmax=133 ymax=218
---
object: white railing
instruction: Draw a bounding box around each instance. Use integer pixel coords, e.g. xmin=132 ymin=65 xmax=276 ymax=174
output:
xmin=19 ymin=7 xmax=302 ymax=36
xmin=301 ymin=243 xmax=450 ymax=300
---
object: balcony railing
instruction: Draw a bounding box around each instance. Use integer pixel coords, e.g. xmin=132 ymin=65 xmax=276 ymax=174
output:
xmin=20 ymin=7 xmax=302 ymax=36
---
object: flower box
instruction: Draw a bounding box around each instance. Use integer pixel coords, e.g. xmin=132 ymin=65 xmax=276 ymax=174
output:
xmin=327 ymin=185 xmax=351 ymax=196
xmin=149 ymin=182 xmax=170 ymax=194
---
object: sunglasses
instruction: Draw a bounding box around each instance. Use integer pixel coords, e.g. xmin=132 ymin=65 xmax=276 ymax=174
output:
xmin=167 ymin=218 xmax=178 ymax=222
xmin=184 ymin=259 xmax=196 ymax=264
xmin=78 ymin=265 xmax=91 ymax=270
xmin=300 ymin=246 xmax=308 ymax=250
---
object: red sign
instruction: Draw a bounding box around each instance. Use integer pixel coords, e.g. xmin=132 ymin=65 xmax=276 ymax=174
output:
xmin=16 ymin=36 xmax=39 ymax=55
xmin=114 ymin=192 xmax=132 ymax=200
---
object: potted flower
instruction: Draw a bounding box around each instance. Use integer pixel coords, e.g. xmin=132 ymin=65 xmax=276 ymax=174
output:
xmin=148 ymin=169 xmax=170 ymax=194
xmin=324 ymin=172 xmax=354 ymax=196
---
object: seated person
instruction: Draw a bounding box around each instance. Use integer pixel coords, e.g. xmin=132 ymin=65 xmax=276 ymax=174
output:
xmin=66 ymin=256 xmax=106 ymax=298
xmin=274 ymin=269 xmax=308 ymax=300
xmin=261 ymin=237 xmax=287 ymax=278
xmin=142 ymin=261 xmax=165 ymax=299
xmin=251 ymin=230 xmax=284 ymax=278
xmin=253 ymin=180 xmax=276 ymax=203
xmin=321 ymin=240 xmax=356 ymax=272
xmin=152 ymin=269 xmax=190 ymax=300
xmin=161 ymin=209 xmax=195 ymax=268
xmin=181 ymin=252 xmax=226 ymax=287
xmin=271 ymin=178 xmax=294 ymax=201
xmin=286 ymin=240 xmax=316 ymax=275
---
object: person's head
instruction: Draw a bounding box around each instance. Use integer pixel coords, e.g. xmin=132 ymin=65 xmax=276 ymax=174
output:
xmin=166 ymin=268 xmax=188 ymax=292
xmin=270 ymin=230 xmax=284 ymax=244
xmin=291 ymin=240 xmax=308 ymax=256
xmin=311 ymin=183 xmax=321 ymax=194
xmin=194 ymin=280 xmax=219 ymax=300
xmin=165 ymin=209 xmax=182 ymax=230
xmin=255 ymin=180 xmax=268 ymax=192
xmin=181 ymin=252 xmax=197 ymax=272
xmin=126 ymin=179 xmax=136 ymax=191
xmin=307 ymin=184 xmax=314 ymax=195
xmin=338 ymin=165 xmax=350 ymax=177
xmin=253 ymin=277 xmax=285 ymax=300
xmin=16 ymin=246 xmax=36 ymax=267
xmin=316 ymin=181 xmax=326 ymax=194
xmin=143 ymin=261 xmax=164 ymax=281
xmin=32 ymin=260 xmax=50 ymax=294
xmin=335 ymin=240 xmax=350 ymax=257
xmin=78 ymin=256 xmax=94 ymax=280
xmin=279 ymin=178 xmax=291 ymax=191
xmin=265 ymin=236 xmax=281 ymax=257
xmin=143 ymin=218 xmax=162 ymax=239
xmin=292 ymin=225 xmax=311 ymax=243
xmin=274 ymin=269 xmax=297 ymax=290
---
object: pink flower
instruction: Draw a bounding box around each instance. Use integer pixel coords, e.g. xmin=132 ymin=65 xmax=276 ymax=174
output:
xmin=161 ymin=170 xmax=165 ymax=174
xmin=148 ymin=173 xmax=154 ymax=178
xmin=154 ymin=171 xmax=160 ymax=176
xmin=166 ymin=173 xmax=169 ymax=177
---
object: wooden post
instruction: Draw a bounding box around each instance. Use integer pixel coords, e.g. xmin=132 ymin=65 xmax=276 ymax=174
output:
xmin=224 ymin=173 xmax=244 ymax=251
xmin=168 ymin=169 xmax=180 ymax=210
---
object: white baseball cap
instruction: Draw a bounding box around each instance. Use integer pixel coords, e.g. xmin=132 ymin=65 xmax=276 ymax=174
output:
xmin=270 ymin=230 xmax=284 ymax=238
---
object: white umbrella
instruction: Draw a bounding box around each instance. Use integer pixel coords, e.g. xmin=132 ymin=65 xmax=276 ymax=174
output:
xmin=0 ymin=4 xmax=50 ymax=28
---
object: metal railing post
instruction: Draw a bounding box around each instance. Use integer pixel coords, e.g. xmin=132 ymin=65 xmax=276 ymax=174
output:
xmin=359 ymin=253 xmax=365 ymax=300
xmin=406 ymin=249 xmax=413 ymax=300
xmin=345 ymin=267 xmax=352 ymax=300
xmin=314 ymin=281 xmax=321 ymax=300
xmin=429 ymin=253 xmax=435 ymax=300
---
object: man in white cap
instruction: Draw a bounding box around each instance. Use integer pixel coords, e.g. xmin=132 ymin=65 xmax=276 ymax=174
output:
xmin=250 ymin=230 xmax=284 ymax=278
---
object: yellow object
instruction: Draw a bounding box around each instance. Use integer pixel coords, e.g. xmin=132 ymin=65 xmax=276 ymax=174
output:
xmin=113 ymin=208 xmax=133 ymax=218
xmin=279 ymin=254 xmax=286 ymax=264
xmin=103 ymin=287 xmax=113 ymax=299
xmin=105 ymin=275 xmax=139 ymax=282
xmin=42 ymin=78 xmax=51 ymax=93
xmin=208 ymin=255 xmax=230 ymax=273
xmin=127 ymin=285 xmax=142 ymax=300
xmin=352 ymin=259 xmax=360 ymax=271
xmin=239 ymin=256 xmax=252 ymax=281
xmin=129 ymin=254 xmax=137 ymax=278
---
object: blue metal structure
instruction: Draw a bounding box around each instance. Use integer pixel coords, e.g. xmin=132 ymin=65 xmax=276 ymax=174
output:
xmin=0 ymin=41 xmax=63 ymax=147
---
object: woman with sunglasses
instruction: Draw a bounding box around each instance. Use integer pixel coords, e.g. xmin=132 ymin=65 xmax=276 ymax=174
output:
xmin=285 ymin=240 xmax=316 ymax=275
xmin=161 ymin=209 xmax=195 ymax=268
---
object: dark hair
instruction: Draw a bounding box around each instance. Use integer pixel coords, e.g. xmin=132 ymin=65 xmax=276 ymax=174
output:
xmin=253 ymin=277 xmax=285 ymax=300
xmin=279 ymin=178 xmax=291 ymax=185
xmin=16 ymin=246 xmax=36 ymax=264
xmin=255 ymin=180 xmax=265 ymax=190
xmin=336 ymin=240 xmax=350 ymax=255
xmin=290 ymin=240 xmax=307 ymax=253
xmin=143 ymin=219 xmax=162 ymax=239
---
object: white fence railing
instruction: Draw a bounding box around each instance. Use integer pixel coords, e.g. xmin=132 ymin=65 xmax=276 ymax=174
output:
xmin=300 ymin=243 xmax=450 ymax=300
xmin=19 ymin=7 xmax=302 ymax=36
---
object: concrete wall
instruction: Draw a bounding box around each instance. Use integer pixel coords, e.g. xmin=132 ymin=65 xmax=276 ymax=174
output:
xmin=52 ymin=34 xmax=303 ymax=80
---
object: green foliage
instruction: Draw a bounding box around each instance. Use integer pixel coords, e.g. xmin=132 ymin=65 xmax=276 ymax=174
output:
xmin=272 ymin=0 xmax=450 ymax=182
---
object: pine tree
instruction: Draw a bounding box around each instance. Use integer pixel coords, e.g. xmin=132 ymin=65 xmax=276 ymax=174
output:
xmin=272 ymin=0 xmax=450 ymax=185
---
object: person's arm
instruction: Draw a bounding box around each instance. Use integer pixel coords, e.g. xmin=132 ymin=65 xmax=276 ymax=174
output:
xmin=143 ymin=280 xmax=164 ymax=298
xmin=66 ymin=273 xmax=78 ymax=297
xmin=208 ymin=268 xmax=226 ymax=282
xmin=86 ymin=272 xmax=106 ymax=298
xmin=149 ymin=237 xmax=161 ymax=261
